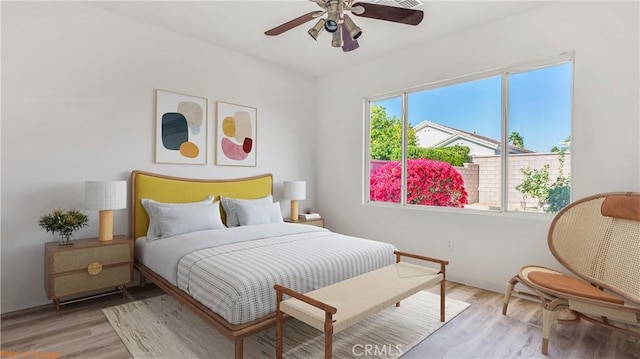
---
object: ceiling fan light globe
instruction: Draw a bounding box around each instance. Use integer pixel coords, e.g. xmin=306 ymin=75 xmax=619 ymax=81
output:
xmin=325 ymin=19 xmax=339 ymax=33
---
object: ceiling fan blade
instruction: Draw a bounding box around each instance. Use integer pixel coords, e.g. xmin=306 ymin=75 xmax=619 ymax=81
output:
xmin=351 ymin=2 xmax=423 ymax=26
xmin=265 ymin=10 xmax=324 ymax=36
xmin=341 ymin=22 xmax=359 ymax=52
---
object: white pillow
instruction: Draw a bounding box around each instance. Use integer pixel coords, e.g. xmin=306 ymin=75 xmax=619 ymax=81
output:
xmin=154 ymin=201 xmax=225 ymax=238
xmin=235 ymin=201 xmax=284 ymax=226
xmin=141 ymin=195 xmax=214 ymax=240
xmin=220 ymin=194 xmax=273 ymax=227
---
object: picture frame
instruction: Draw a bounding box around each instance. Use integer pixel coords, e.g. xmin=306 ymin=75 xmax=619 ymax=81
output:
xmin=155 ymin=89 xmax=208 ymax=165
xmin=215 ymin=101 xmax=257 ymax=167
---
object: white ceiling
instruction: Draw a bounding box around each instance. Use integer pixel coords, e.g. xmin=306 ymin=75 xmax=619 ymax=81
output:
xmin=88 ymin=1 xmax=546 ymax=77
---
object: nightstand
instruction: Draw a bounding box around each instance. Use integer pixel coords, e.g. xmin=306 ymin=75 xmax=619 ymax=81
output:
xmin=284 ymin=217 xmax=325 ymax=228
xmin=44 ymin=235 xmax=133 ymax=314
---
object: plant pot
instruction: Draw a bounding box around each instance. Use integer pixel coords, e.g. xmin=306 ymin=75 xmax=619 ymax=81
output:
xmin=59 ymin=234 xmax=73 ymax=246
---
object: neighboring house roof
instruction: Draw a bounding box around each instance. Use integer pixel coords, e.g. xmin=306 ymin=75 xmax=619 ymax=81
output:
xmin=414 ymin=120 xmax=535 ymax=154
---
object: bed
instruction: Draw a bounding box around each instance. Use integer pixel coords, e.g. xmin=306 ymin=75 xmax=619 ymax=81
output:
xmin=130 ymin=170 xmax=396 ymax=359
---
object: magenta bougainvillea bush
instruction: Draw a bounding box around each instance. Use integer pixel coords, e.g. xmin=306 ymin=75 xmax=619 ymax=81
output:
xmin=370 ymin=159 xmax=468 ymax=207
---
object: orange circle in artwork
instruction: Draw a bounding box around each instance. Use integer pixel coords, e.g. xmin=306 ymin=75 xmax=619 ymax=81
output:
xmin=179 ymin=142 xmax=199 ymax=158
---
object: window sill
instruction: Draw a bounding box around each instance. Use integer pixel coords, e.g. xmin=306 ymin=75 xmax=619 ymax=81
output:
xmin=364 ymin=200 xmax=555 ymax=222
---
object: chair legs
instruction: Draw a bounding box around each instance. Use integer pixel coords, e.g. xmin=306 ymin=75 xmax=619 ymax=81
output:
xmin=502 ymin=273 xmax=570 ymax=356
xmin=502 ymin=275 xmax=519 ymax=315
xmin=541 ymin=308 xmax=556 ymax=355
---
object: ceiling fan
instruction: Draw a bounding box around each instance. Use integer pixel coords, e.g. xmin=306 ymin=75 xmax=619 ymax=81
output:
xmin=265 ymin=0 xmax=424 ymax=52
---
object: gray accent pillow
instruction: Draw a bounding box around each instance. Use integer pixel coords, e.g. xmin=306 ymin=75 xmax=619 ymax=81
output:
xmin=236 ymin=201 xmax=284 ymax=226
xmin=141 ymin=195 xmax=214 ymax=240
xmin=220 ymin=194 xmax=273 ymax=227
xmin=155 ymin=200 xmax=225 ymax=238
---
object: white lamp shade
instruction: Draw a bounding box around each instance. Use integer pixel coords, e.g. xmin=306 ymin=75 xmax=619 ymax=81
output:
xmin=85 ymin=181 xmax=127 ymax=210
xmin=282 ymin=181 xmax=306 ymax=201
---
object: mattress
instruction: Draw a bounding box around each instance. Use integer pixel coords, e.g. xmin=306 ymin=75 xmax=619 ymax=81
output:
xmin=135 ymin=223 xmax=396 ymax=324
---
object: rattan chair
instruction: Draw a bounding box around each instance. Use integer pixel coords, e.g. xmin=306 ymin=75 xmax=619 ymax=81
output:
xmin=502 ymin=192 xmax=640 ymax=355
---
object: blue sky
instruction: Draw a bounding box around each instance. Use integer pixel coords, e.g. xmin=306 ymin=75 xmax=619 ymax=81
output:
xmin=374 ymin=63 xmax=572 ymax=152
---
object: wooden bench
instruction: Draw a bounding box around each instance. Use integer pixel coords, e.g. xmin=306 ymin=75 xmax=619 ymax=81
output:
xmin=274 ymin=251 xmax=448 ymax=359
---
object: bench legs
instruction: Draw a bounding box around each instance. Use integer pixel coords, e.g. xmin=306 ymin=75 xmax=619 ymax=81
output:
xmin=234 ymin=338 xmax=243 ymax=359
xmin=440 ymin=277 xmax=446 ymax=322
xmin=275 ymin=251 xmax=449 ymax=358
xmin=324 ymin=312 xmax=333 ymax=359
xmin=275 ymin=284 xmax=337 ymax=359
xmin=276 ymin=290 xmax=283 ymax=359
xmin=276 ymin=308 xmax=334 ymax=359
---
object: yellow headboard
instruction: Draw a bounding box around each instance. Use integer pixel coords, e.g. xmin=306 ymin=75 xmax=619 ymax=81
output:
xmin=130 ymin=170 xmax=273 ymax=239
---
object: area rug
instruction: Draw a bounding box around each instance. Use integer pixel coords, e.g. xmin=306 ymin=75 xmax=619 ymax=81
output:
xmin=103 ymin=291 xmax=469 ymax=359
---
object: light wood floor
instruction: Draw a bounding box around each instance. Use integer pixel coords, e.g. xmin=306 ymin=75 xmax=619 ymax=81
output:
xmin=2 ymin=281 xmax=639 ymax=358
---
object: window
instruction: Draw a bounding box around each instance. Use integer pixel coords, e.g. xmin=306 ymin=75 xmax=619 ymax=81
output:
xmin=366 ymin=54 xmax=573 ymax=214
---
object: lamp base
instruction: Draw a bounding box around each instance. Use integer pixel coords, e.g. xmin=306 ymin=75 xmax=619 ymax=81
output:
xmin=289 ymin=200 xmax=299 ymax=222
xmin=98 ymin=210 xmax=114 ymax=242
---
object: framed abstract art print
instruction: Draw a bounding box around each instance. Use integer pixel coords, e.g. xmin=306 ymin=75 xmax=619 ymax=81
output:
xmin=155 ymin=89 xmax=208 ymax=165
xmin=215 ymin=101 xmax=257 ymax=167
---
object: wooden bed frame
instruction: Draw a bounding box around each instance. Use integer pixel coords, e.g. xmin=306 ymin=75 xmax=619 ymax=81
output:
xmin=129 ymin=170 xmax=276 ymax=359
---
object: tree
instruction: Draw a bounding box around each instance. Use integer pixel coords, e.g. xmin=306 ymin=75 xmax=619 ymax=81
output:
xmin=370 ymin=105 xmax=470 ymax=166
xmin=516 ymin=164 xmax=551 ymax=209
xmin=509 ymin=131 xmax=525 ymax=148
xmin=517 ymin=136 xmax=572 ymax=213
xmin=547 ymin=147 xmax=571 ymax=212
xmin=369 ymin=104 xmax=418 ymax=160
xmin=551 ymin=135 xmax=571 ymax=153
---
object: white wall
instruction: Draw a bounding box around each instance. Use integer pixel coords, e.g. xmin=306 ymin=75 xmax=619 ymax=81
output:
xmin=316 ymin=2 xmax=640 ymax=293
xmin=1 ymin=2 xmax=318 ymax=313
xmin=2 ymin=1 xmax=638 ymax=314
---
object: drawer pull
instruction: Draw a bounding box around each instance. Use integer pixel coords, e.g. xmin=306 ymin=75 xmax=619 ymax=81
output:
xmin=87 ymin=262 xmax=103 ymax=275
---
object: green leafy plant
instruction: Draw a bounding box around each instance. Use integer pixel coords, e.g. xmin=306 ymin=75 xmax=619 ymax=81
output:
xmin=509 ymin=131 xmax=525 ymax=148
xmin=370 ymin=105 xmax=471 ymax=166
xmin=516 ymin=148 xmax=571 ymax=213
xmin=370 ymin=104 xmax=419 ymax=161
xmin=547 ymin=185 xmax=570 ymax=213
xmin=38 ymin=209 xmax=88 ymax=239
xmin=546 ymin=149 xmax=571 ymax=213
xmin=406 ymin=145 xmax=471 ymax=166
xmin=516 ymin=164 xmax=551 ymax=210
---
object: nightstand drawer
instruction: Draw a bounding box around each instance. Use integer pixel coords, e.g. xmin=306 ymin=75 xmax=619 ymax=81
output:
xmin=52 ymin=265 xmax=131 ymax=298
xmin=45 ymin=236 xmax=134 ymax=314
xmin=285 ymin=218 xmax=325 ymax=228
xmin=52 ymin=243 xmax=131 ymax=273
xmin=300 ymin=218 xmax=324 ymax=227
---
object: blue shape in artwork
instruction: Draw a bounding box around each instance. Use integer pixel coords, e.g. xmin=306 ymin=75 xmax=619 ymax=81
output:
xmin=162 ymin=113 xmax=188 ymax=150
xmin=191 ymin=126 xmax=200 ymax=135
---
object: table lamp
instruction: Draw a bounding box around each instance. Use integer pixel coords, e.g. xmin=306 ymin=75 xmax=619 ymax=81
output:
xmin=283 ymin=181 xmax=306 ymax=222
xmin=85 ymin=180 xmax=127 ymax=241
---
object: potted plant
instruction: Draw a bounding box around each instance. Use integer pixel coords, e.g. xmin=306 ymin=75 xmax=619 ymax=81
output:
xmin=38 ymin=209 xmax=89 ymax=245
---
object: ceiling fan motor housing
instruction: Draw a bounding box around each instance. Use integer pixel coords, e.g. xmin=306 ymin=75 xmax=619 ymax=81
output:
xmin=325 ymin=1 xmax=343 ymax=33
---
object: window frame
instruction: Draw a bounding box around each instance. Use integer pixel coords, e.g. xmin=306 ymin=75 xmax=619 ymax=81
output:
xmin=363 ymin=52 xmax=574 ymax=217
